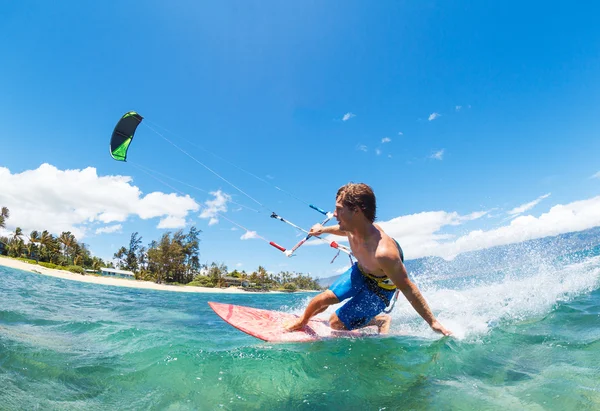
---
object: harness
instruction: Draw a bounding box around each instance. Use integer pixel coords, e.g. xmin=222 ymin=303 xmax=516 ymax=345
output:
xmin=357 ymin=265 xmax=398 ymax=291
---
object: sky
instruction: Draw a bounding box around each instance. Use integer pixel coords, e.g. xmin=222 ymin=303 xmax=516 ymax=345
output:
xmin=1 ymin=1 xmax=600 ymax=279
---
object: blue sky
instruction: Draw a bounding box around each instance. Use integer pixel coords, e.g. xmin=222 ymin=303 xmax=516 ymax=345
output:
xmin=1 ymin=1 xmax=600 ymax=279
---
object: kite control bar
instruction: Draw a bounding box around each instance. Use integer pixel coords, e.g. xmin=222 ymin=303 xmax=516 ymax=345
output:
xmin=268 ymin=210 xmax=352 ymax=257
xmin=284 ymin=212 xmax=334 ymax=257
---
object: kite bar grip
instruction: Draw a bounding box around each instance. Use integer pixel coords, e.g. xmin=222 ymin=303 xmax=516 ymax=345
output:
xmin=269 ymin=241 xmax=286 ymax=252
xmin=330 ymin=241 xmax=339 ymax=249
xmin=309 ymin=204 xmax=328 ymax=215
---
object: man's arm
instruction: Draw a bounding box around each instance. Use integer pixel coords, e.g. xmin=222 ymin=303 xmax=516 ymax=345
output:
xmin=309 ymin=224 xmax=348 ymax=237
xmin=379 ymin=254 xmax=452 ymax=336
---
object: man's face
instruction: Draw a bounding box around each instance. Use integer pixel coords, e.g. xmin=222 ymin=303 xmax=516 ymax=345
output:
xmin=334 ymin=198 xmax=355 ymax=230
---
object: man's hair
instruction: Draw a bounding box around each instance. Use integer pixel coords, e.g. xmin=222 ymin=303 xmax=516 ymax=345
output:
xmin=336 ymin=183 xmax=376 ymax=222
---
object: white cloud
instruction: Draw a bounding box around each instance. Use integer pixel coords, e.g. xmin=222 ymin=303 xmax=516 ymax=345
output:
xmin=375 ymin=149 xmax=382 ymax=156
xmin=0 ymin=164 xmax=199 ymax=239
xmin=335 ymin=265 xmax=351 ymax=274
xmin=342 ymin=112 xmax=355 ymax=121
xmin=508 ymin=193 xmax=551 ymax=216
xmin=357 ymin=144 xmax=368 ymax=152
xmin=428 ymin=112 xmax=440 ymax=121
xmin=199 ymin=190 xmax=231 ymax=226
xmin=398 ymin=132 xmax=403 ymax=136
xmin=382 ymin=137 xmax=392 ymax=143
xmin=95 ymin=224 xmax=122 ymax=234
xmin=591 ymin=171 xmax=600 ymax=179
xmin=157 ymin=216 xmax=188 ymax=229
xmin=428 ymin=195 xmax=600 ymax=260
xmin=241 ymin=230 xmax=259 ymax=240
xmin=455 ymin=105 xmax=462 ymax=111
xmin=430 ymin=149 xmax=444 ymax=160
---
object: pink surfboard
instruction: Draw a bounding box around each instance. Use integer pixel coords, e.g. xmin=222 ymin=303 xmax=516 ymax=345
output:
xmin=208 ymin=301 xmax=379 ymax=342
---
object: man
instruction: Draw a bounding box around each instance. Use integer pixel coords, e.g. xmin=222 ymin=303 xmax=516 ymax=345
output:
xmin=285 ymin=183 xmax=452 ymax=336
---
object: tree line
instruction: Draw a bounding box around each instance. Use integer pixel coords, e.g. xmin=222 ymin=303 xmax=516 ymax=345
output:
xmin=0 ymin=206 xmax=322 ymax=291
xmin=0 ymin=207 xmax=105 ymax=271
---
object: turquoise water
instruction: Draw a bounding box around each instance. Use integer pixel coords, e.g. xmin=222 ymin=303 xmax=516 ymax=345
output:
xmin=1 ymin=250 xmax=600 ymax=410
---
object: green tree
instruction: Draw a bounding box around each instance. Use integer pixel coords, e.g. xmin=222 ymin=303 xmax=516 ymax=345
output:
xmin=8 ymin=238 xmax=25 ymax=258
xmin=0 ymin=206 xmax=9 ymax=229
xmin=37 ymin=230 xmax=53 ymax=262
xmin=207 ymin=262 xmax=227 ymax=287
xmin=113 ymin=246 xmax=127 ymax=269
xmin=137 ymin=245 xmax=147 ymax=270
xmin=58 ymin=231 xmax=75 ymax=264
xmin=27 ymin=230 xmax=40 ymax=260
xmin=256 ymin=265 xmax=268 ymax=288
xmin=126 ymin=232 xmax=142 ymax=272
xmin=12 ymin=227 xmax=23 ymax=243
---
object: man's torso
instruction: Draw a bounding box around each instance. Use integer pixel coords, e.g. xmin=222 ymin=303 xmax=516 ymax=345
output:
xmin=347 ymin=224 xmax=401 ymax=278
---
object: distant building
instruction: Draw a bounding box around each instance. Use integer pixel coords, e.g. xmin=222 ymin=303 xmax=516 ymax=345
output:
xmin=0 ymin=242 xmax=6 ymax=255
xmin=221 ymin=276 xmax=249 ymax=287
xmin=99 ymin=267 xmax=135 ymax=279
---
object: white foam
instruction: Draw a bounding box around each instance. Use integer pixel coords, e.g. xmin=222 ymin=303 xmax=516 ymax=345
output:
xmin=283 ymin=255 xmax=600 ymax=341
xmin=392 ymin=255 xmax=600 ymax=340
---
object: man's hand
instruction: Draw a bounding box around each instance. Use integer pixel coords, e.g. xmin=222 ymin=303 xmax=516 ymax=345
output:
xmin=430 ymin=320 xmax=452 ymax=336
xmin=284 ymin=317 xmax=307 ymax=332
xmin=309 ymin=224 xmax=324 ymax=237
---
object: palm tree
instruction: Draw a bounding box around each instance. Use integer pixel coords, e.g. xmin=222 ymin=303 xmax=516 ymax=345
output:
xmin=91 ymin=257 xmax=103 ymax=272
xmin=114 ymin=246 xmax=127 ymax=269
xmin=38 ymin=230 xmax=53 ymax=262
xmin=47 ymin=237 xmax=62 ymax=265
xmin=12 ymin=227 xmax=23 ymax=243
xmin=71 ymin=242 xmax=84 ymax=266
xmin=27 ymin=230 xmax=40 ymax=260
xmin=0 ymin=207 xmax=8 ymax=230
xmin=8 ymin=239 xmax=25 ymax=258
xmin=8 ymin=226 xmax=23 ymax=258
xmin=59 ymin=231 xmax=75 ymax=264
xmin=257 ymin=265 xmax=268 ymax=288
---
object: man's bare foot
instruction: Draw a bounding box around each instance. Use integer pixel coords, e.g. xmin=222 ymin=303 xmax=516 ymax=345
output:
xmin=371 ymin=314 xmax=392 ymax=334
xmin=284 ymin=317 xmax=307 ymax=332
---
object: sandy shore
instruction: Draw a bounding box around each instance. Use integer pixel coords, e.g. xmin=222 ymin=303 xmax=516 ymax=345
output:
xmin=0 ymin=256 xmax=279 ymax=294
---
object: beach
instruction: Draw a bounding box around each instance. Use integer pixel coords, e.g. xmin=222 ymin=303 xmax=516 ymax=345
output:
xmin=0 ymin=256 xmax=270 ymax=294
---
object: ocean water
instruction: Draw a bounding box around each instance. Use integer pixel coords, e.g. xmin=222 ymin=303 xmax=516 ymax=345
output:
xmin=1 ymin=247 xmax=600 ymax=410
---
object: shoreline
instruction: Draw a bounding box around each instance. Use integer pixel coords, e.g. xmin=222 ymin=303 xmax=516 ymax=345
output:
xmin=0 ymin=256 xmax=314 ymax=294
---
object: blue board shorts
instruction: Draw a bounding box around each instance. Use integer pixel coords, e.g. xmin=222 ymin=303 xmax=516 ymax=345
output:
xmin=329 ymin=263 xmax=396 ymax=330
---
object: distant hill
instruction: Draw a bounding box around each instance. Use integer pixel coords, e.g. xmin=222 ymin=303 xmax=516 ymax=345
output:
xmin=317 ymin=226 xmax=600 ymax=287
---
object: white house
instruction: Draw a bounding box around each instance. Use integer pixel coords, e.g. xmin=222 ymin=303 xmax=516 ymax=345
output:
xmin=99 ymin=267 xmax=135 ymax=279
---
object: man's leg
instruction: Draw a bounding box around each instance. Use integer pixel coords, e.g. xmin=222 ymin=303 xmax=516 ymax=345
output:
xmin=329 ymin=312 xmax=346 ymax=330
xmin=367 ymin=314 xmax=392 ymax=334
xmin=331 ymin=311 xmax=391 ymax=334
xmin=286 ymin=264 xmax=360 ymax=332
xmin=284 ymin=290 xmax=339 ymax=331
xmin=332 ymin=286 xmax=394 ymax=333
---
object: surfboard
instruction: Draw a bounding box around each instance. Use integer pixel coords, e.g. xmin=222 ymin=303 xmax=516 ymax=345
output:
xmin=208 ymin=301 xmax=380 ymax=343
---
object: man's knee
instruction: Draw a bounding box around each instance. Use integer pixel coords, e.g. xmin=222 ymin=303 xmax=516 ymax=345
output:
xmin=329 ymin=313 xmax=347 ymax=330
xmin=376 ymin=314 xmax=392 ymax=327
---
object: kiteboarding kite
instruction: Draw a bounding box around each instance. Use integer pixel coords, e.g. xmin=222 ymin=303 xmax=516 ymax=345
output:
xmin=110 ymin=111 xmax=143 ymax=161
